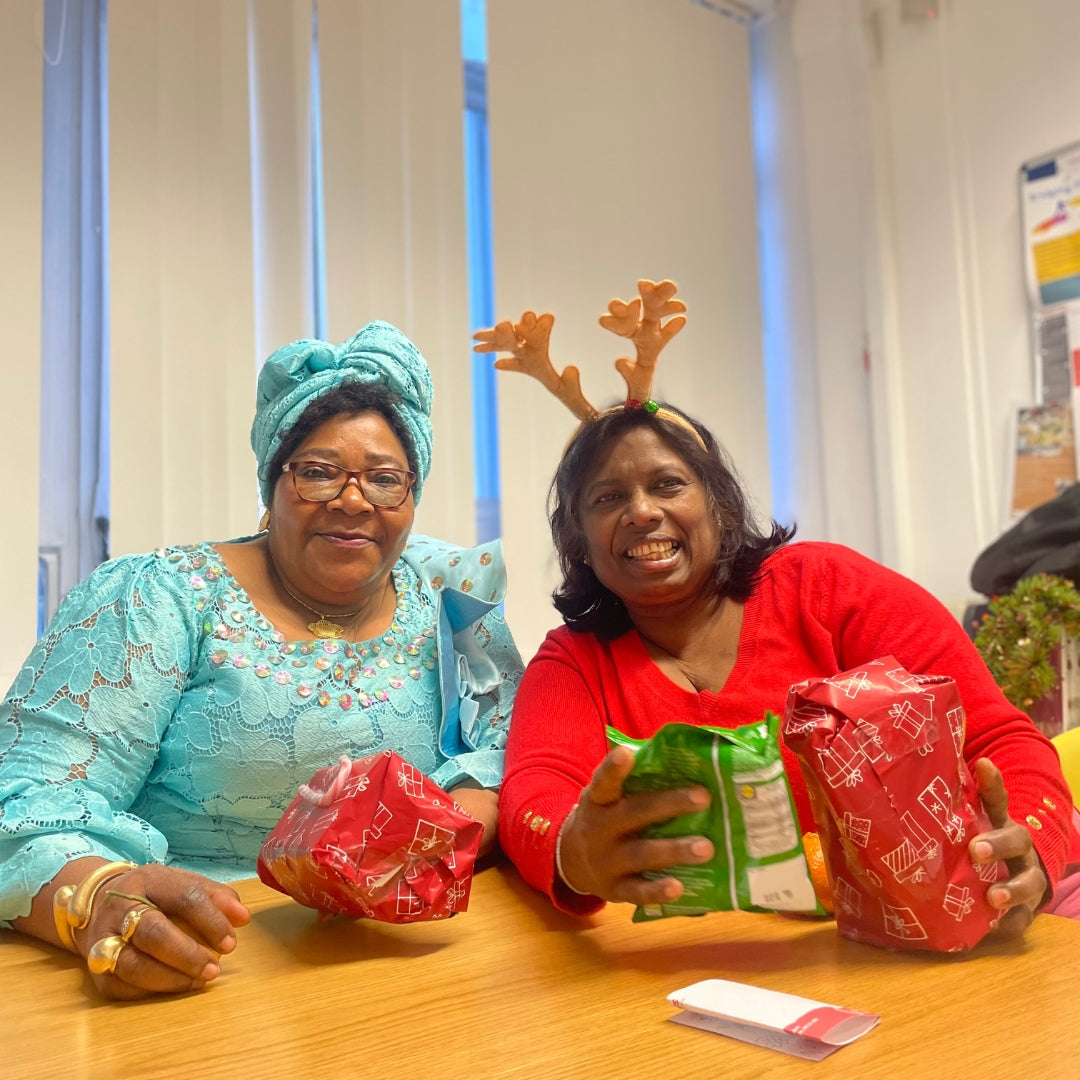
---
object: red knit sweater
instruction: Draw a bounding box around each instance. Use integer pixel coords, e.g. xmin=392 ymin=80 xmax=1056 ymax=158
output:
xmin=499 ymin=541 xmax=1078 ymax=912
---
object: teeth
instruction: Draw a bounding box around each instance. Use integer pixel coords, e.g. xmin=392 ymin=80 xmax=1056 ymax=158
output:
xmin=626 ymin=541 xmax=677 ymax=559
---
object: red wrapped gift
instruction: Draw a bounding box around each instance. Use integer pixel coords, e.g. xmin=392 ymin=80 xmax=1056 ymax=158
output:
xmin=781 ymin=657 xmax=1007 ymax=952
xmin=257 ymin=752 xmax=482 ymax=922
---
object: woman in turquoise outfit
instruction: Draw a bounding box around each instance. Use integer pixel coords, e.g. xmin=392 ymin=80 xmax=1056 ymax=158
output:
xmin=0 ymin=321 xmax=523 ymax=999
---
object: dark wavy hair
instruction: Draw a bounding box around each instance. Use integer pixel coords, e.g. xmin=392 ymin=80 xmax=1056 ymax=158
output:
xmin=266 ymin=380 xmax=417 ymax=506
xmin=549 ymin=403 xmax=795 ymax=638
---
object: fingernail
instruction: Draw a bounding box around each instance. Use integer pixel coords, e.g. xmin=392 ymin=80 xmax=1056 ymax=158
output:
xmin=663 ymin=881 xmax=681 ymax=900
xmin=219 ymin=934 xmax=237 ymax=953
xmin=973 ymin=841 xmax=993 ymax=861
xmin=201 ymin=962 xmax=220 ymax=981
xmin=690 ymin=839 xmax=712 ymax=858
xmin=989 ymin=887 xmax=1009 ymax=908
xmin=689 ymin=788 xmax=710 ymax=808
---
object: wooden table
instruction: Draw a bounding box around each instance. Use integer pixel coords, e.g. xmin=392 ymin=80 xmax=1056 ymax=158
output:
xmin=2 ymin=863 xmax=1077 ymax=1080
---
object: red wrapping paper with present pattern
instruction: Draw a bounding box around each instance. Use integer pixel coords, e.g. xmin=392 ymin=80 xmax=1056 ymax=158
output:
xmin=781 ymin=657 xmax=1007 ymax=952
xmin=257 ymin=751 xmax=482 ymax=922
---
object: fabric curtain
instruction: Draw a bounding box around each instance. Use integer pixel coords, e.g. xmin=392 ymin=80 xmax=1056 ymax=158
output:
xmin=0 ymin=0 xmax=45 ymax=689
xmin=107 ymin=0 xmax=472 ymax=556
xmin=487 ymin=0 xmax=769 ymax=659
xmin=6 ymin=0 xmax=769 ymax=677
xmin=108 ymin=0 xmax=265 ymax=554
xmin=317 ymin=0 xmax=474 ymax=547
xmin=39 ymin=0 xmax=109 ymax=627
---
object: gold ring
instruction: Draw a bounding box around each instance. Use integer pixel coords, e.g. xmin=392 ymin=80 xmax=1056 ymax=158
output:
xmin=120 ymin=904 xmax=152 ymax=944
xmin=86 ymin=935 xmax=127 ymax=976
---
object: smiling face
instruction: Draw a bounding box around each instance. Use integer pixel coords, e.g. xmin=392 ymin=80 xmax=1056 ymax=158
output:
xmin=268 ymin=410 xmax=415 ymax=610
xmin=578 ymin=426 xmax=722 ymax=618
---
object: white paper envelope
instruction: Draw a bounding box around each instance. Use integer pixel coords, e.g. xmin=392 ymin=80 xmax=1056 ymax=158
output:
xmin=668 ymin=978 xmax=879 ymax=1059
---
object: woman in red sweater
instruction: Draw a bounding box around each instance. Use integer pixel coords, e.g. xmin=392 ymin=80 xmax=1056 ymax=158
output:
xmin=497 ymin=400 xmax=1079 ymax=934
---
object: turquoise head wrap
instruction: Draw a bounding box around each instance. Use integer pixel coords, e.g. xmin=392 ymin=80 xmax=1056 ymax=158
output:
xmin=251 ymin=321 xmax=434 ymax=506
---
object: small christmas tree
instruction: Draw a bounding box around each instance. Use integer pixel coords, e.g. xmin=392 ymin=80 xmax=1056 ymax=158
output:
xmin=974 ymin=573 xmax=1080 ymax=710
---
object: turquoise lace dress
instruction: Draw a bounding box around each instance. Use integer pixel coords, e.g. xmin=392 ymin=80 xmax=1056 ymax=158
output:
xmin=0 ymin=534 xmax=522 ymax=924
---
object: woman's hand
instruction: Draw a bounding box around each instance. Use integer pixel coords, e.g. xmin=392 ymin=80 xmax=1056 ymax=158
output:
xmin=449 ymin=782 xmax=499 ymax=859
xmin=969 ymin=757 xmax=1048 ymax=940
xmin=556 ymin=745 xmax=714 ymax=905
xmin=77 ymin=864 xmax=251 ymax=1000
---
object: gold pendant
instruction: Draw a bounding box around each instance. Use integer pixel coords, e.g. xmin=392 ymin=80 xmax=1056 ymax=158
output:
xmin=308 ymin=618 xmax=345 ymax=639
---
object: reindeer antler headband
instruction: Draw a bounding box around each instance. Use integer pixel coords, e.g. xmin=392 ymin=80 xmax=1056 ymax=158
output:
xmin=472 ymin=278 xmax=705 ymax=448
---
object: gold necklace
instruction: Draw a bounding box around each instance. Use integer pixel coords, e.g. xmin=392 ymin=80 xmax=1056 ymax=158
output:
xmin=276 ymin=575 xmax=363 ymax=640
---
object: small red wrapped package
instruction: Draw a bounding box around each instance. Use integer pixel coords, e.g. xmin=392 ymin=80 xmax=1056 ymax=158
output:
xmin=257 ymin=751 xmax=482 ymax=922
xmin=781 ymin=657 xmax=1007 ymax=952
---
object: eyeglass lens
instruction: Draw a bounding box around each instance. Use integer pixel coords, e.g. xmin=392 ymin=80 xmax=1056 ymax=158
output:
xmin=288 ymin=462 xmax=411 ymax=506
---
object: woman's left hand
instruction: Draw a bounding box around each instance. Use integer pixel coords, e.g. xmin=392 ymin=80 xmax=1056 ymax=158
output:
xmin=449 ymin=782 xmax=498 ymax=858
xmin=969 ymin=757 xmax=1048 ymax=939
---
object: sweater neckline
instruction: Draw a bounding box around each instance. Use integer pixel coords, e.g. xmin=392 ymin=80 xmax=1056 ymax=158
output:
xmin=620 ymin=584 xmax=762 ymax=700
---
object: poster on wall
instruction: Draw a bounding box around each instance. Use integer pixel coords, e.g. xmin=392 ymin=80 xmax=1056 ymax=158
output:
xmin=1005 ymin=402 xmax=1077 ymax=525
xmin=1020 ymin=142 xmax=1080 ymax=311
xmin=1020 ymin=143 xmax=1080 ymax=494
xmin=1034 ymin=307 xmax=1070 ymax=404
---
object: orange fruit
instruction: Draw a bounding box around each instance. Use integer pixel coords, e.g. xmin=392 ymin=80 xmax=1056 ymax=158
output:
xmin=802 ymin=831 xmax=834 ymax=913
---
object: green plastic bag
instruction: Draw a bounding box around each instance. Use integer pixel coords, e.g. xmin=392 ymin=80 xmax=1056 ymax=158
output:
xmin=608 ymin=713 xmax=825 ymax=921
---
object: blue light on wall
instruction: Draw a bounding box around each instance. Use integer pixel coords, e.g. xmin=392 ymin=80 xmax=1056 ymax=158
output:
xmin=461 ymin=0 xmax=501 ymax=543
xmin=749 ymin=20 xmax=796 ymax=529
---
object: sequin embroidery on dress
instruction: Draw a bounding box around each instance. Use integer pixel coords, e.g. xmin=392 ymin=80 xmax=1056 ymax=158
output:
xmin=0 ymin=535 xmax=520 ymax=915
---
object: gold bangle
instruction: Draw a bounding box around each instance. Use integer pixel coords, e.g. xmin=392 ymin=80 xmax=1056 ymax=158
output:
xmin=51 ymin=885 xmax=78 ymax=951
xmin=68 ymin=860 xmax=138 ymax=930
xmin=53 ymin=861 xmax=137 ymax=952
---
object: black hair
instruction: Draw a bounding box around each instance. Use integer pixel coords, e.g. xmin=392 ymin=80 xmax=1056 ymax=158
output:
xmin=549 ymin=403 xmax=795 ymax=638
xmin=266 ymin=380 xmax=417 ymax=505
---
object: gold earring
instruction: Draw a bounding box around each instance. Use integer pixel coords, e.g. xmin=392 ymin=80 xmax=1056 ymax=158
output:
xmin=259 ymin=509 xmax=271 ymax=532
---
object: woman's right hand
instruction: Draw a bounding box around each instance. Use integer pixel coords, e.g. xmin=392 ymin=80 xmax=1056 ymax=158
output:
xmin=76 ymin=864 xmax=251 ymax=1000
xmin=557 ymin=745 xmax=714 ymax=905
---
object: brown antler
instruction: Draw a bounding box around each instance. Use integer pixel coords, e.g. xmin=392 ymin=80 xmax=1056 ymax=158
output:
xmin=599 ymin=278 xmax=687 ymax=403
xmin=473 ymin=310 xmax=598 ymax=420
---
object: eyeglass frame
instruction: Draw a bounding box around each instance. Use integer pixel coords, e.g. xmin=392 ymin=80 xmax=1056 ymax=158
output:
xmin=281 ymin=460 xmax=416 ymax=508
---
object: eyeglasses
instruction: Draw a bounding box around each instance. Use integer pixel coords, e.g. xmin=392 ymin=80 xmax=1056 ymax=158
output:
xmin=282 ymin=461 xmax=415 ymax=507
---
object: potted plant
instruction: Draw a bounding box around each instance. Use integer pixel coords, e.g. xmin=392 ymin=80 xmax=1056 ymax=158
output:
xmin=974 ymin=573 xmax=1080 ymax=735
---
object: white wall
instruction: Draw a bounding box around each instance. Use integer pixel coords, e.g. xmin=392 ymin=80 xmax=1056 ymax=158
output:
xmin=763 ymin=0 xmax=1080 ymax=610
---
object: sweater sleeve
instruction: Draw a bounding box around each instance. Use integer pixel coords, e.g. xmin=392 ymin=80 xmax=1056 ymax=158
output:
xmin=498 ymin=631 xmax=609 ymax=915
xmin=806 ymin=543 xmax=1076 ymax=890
xmin=0 ymin=551 xmax=200 ymax=924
